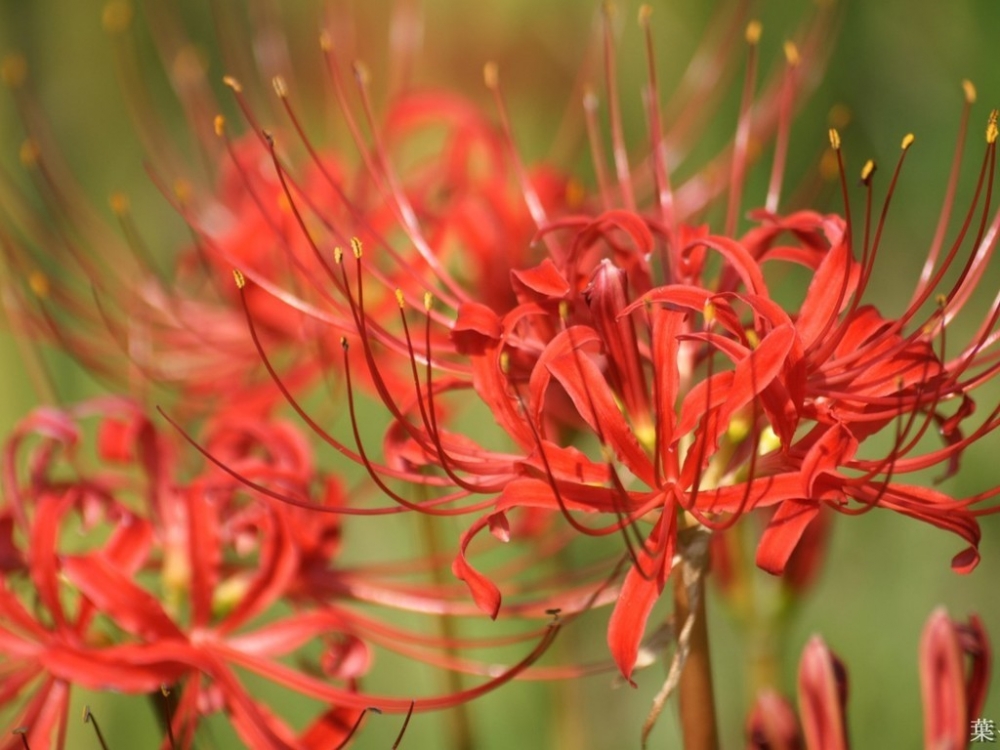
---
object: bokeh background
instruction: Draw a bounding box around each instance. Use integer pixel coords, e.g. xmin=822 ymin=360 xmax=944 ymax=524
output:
xmin=1 ymin=1 xmax=999 ymax=747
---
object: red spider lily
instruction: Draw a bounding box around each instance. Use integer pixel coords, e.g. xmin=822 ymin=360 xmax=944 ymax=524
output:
xmin=0 ymin=2 xmax=576 ymax=413
xmin=0 ymin=399 xmax=559 ymax=749
xmin=745 ymin=609 xmax=990 ymax=750
xmin=231 ymin=7 xmax=1000 ymax=689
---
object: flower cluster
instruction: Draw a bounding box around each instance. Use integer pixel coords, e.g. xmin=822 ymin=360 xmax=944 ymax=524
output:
xmin=0 ymin=399 xmax=556 ymax=748
xmin=1 ymin=0 xmax=998 ymax=747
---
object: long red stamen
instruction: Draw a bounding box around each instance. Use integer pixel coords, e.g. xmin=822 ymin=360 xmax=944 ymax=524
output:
xmin=724 ymin=20 xmax=761 ymax=238
xmin=601 ymin=3 xmax=635 ymax=212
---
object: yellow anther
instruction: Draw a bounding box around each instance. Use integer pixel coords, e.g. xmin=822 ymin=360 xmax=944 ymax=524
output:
xmin=935 ymin=293 xmax=948 ymax=308
xmin=783 ymin=41 xmax=800 ymax=67
xmin=819 ymin=150 xmax=839 ymax=182
xmin=745 ymin=329 xmax=760 ymax=349
xmin=350 ymin=237 xmax=363 ymax=259
xmin=963 ymin=79 xmax=977 ymax=104
xmin=1 ymin=54 xmax=27 ymax=89
xmin=109 ymin=193 xmax=130 ymax=215
xmin=860 ymin=159 xmax=876 ymax=183
xmin=483 ymin=62 xmax=499 ymax=90
xmin=758 ymin=426 xmax=781 ymax=456
xmin=102 ymin=1 xmax=133 ymax=33
xmin=222 ymin=75 xmax=243 ymax=93
xmin=395 ymin=289 xmax=405 ymax=308
xmin=565 ymin=179 xmax=585 ymax=208
xmin=173 ymin=179 xmax=192 ymax=205
xmin=272 ymin=75 xmax=288 ymax=98
xmin=828 ymin=104 xmax=852 ymax=130
xmin=213 ymin=114 xmax=226 ymax=137
xmin=703 ymin=301 xmax=716 ymax=325
xmin=727 ymin=416 xmax=751 ymax=444
xmin=499 ymin=350 xmax=510 ymax=374
xmin=602 ymin=1 xmax=617 ymax=19
xmin=319 ymin=30 xmax=333 ymax=52
xmin=232 ymin=269 xmax=246 ymax=289
xmin=987 ymin=110 xmax=999 ymax=145
xmin=211 ymin=575 xmax=250 ymax=618
xmin=901 ymin=133 xmax=915 ymax=150
xmin=828 ymin=128 xmax=841 ymax=151
xmin=745 ymin=20 xmax=762 ymax=45
xmin=558 ymin=300 xmax=570 ymax=321
xmin=334 ymin=246 xmax=344 ymax=264
xmin=28 ymin=271 xmax=49 ymax=298
xmin=423 ymin=292 xmax=433 ymax=311
xmin=638 ymin=4 xmax=653 ymax=25
xmin=19 ymin=139 xmax=39 ymax=167
xmin=171 ymin=46 xmax=205 ymax=86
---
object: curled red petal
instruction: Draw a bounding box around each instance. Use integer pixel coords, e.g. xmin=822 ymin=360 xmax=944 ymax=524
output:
xmin=451 ymin=301 xmax=502 ymax=355
xmin=607 ymin=510 xmax=674 ymax=683
xmin=452 ymin=515 xmax=501 ymax=619
xmin=756 ymin=499 xmax=820 ymax=576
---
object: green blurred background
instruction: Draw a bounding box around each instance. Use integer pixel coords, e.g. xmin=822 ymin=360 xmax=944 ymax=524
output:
xmin=1 ymin=1 xmax=999 ymax=747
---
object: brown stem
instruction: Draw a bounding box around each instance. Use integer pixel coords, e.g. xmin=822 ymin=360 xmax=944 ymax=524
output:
xmin=673 ymin=539 xmax=719 ymax=750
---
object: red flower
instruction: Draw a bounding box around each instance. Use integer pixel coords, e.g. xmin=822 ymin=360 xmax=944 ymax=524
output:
xmin=173 ymin=0 xmax=1000 ymax=689
xmin=1 ymin=400 xmax=556 ymax=748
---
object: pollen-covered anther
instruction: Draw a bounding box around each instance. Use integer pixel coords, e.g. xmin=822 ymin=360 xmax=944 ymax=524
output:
xmin=726 ymin=415 xmax=752 ymax=443
xmin=745 ymin=20 xmax=763 ymax=45
xmin=319 ymin=30 xmax=333 ymax=52
xmin=350 ymin=237 xmax=363 ymax=259
xmin=102 ymin=1 xmax=133 ymax=34
xmin=483 ymin=62 xmax=499 ymax=90
xmin=222 ymin=75 xmax=243 ymax=93
xmin=638 ymin=4 xmax=653 ymax=25
xmin=334 ymin=247 xmax=344 ymax=264
xmin=565 ymin=178 xmax=585 ymax=208
xmin=758 ymin=426 xmax=781 ymax=455
xmin=28 ymin=270 xmax=49 ymax=298
xmin=703 ymin=301 xmax=717 ymax=325
xmin=423 ymin=292 xmax=433 ymax=311
xmin=784 ymin=41 xmax=800 ymax=67
xmin=19 ymin=139 xmax=39 ymax=168
xmin=745 ymin=328 xmax=761 ymax=349
xmin=860 ymin=159 xmax=876 ymax=185
xmin=828 ymin=128 xmax=841 ymax=151
xmin=963 ymin=79 xmax=977 ymax=104
xmin=499 ymin=350 xmax=511 ymax=374
xmin=901 ymin=133 xmax=915 ymax=151
xmin=558 ymin=300 xmax=570 ymax=322
xmin=395 ymin=289 xmax=405 ymax=308
xmin=232 ymin=269 xmax=246 ymax=289
xmin=173 ymin=179 xmax=192 ymax=206
xmin=340 ymin=335 xmax=349 ymax=350
xmin=1 ymin=54 xmax=27 ymax=89
xmin=213 ymin=114 xmax=226 ymax=137
xmin=109 ymin=192 xmax=129 ymax=215
xmin=272 ymin=75 xmax=288 ymax=98
xmin=987 ymin=110 xmax=999 ymax=144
